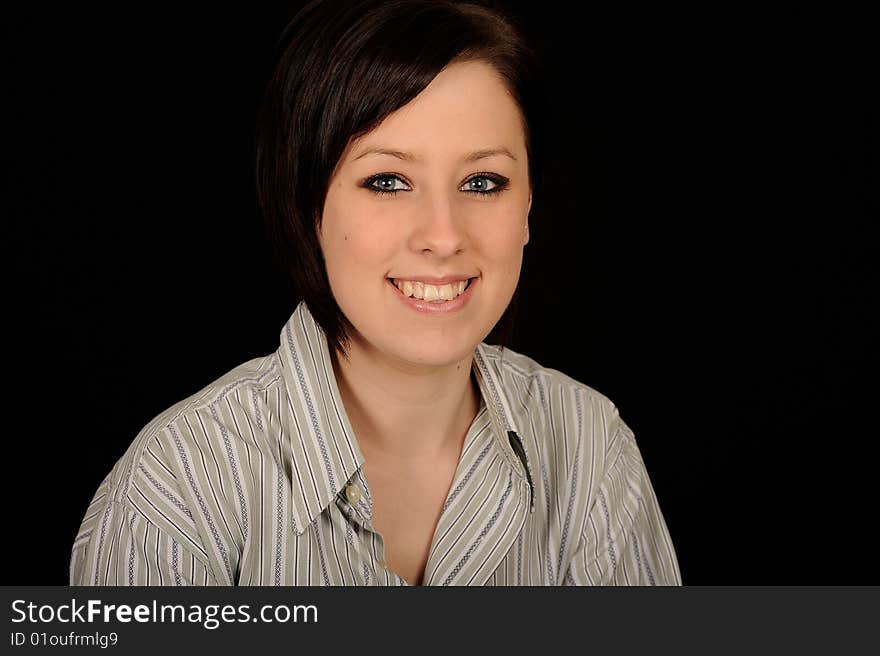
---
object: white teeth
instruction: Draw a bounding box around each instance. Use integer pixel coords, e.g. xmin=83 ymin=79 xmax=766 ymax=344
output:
xmin=393 ymin=278 xmax=471 ymax=302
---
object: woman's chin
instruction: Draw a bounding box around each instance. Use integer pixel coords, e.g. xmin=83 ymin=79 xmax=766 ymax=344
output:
xmin=381 ymin=339 xmax=477 ymax=370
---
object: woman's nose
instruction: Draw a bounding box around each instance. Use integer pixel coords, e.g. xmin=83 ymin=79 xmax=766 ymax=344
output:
xmin=409 ymin=191 xmax=467 ymax=256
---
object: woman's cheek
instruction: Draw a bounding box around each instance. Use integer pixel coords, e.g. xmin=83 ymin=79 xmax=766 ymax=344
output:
xmin=486 ymin=225 xmax=527 ymax=263
xmin=353 ymin=213 xmax=401 ymax=258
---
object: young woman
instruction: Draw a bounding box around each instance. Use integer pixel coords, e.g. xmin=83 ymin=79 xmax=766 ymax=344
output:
xmin=71 ymin=0 xmax=681 ymax=586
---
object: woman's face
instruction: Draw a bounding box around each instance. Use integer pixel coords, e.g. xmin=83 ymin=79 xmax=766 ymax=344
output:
xmin=319 ymin=59 xmax=531 ymax=369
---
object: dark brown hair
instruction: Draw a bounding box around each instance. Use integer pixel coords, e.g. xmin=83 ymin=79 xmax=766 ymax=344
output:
xmin=255 ymin=0 xmax=545 ymax=358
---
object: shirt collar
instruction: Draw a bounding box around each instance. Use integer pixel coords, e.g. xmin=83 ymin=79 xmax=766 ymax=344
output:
xmin=275 ymin=301 xmax=525 ymax=535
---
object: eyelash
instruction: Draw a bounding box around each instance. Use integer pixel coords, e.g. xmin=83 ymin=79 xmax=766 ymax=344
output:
xmin=362 ymin=172 xmax=510 ymax=197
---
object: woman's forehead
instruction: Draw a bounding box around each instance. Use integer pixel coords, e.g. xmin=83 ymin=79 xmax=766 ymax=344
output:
xmin=342 ymin=61 xmax=527 ymax=166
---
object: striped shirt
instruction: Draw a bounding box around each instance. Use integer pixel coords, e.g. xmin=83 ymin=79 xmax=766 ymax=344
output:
xmin=70 ymin=301 xmax=681 ymax=586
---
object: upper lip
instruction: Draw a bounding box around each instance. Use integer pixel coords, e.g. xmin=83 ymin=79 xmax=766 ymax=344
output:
xmin=388 ymin=275 xmax=476 ymax=284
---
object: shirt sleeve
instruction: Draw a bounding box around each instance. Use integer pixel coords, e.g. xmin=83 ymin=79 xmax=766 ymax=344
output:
xmin=563 ymin=416 xmax=681 ymax=585
xmin=70 ymin=499 xmax=218 ymax=586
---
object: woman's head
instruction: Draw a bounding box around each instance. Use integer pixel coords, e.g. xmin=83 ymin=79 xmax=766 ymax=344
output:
xmin=256 ymin=0 xmax=544 ymax=362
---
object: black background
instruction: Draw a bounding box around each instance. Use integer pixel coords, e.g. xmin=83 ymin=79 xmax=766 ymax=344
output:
xmin=5 ymin=3 xmax=877 ymax=584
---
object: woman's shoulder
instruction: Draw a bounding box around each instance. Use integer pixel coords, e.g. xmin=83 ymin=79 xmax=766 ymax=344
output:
xmin=479 ymin=347 xmax=679 ymax=586
xmin=97 ymin=352 xmax=284 ymax=505
xmin=72 ymin=352 xmax=284 ymax=584
xmin=478 ymin=343 xmax=628 ymax=473
xmin=479 ymin=343 xmax=620 ymax=422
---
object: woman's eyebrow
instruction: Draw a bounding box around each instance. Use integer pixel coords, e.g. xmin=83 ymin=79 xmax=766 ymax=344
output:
xmin=352 ymin=146 xmax=517 ymax=163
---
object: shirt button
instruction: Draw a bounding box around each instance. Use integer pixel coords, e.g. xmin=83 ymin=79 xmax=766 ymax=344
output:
xmin=345 ymin=484 xmax=362 ymax=505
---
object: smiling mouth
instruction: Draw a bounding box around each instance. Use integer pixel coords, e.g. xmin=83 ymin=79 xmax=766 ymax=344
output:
xmin=388 ymin=278 xmax=475 ymax=303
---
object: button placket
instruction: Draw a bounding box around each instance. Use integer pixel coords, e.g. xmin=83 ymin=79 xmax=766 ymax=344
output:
xmin=333 ymin=474 xmax=371 ymax=585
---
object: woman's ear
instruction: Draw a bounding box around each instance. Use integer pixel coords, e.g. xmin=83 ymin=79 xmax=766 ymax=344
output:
xmin=524 ymin=192 xmax=532 ymax=245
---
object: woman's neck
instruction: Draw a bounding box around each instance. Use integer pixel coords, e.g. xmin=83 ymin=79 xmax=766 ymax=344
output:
xmin=330 ymin=337 xmax=480 ymax=463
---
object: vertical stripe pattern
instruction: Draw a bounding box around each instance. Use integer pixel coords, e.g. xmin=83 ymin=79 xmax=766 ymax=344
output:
xmin=71 ymin=301 xmax=680 ymax=586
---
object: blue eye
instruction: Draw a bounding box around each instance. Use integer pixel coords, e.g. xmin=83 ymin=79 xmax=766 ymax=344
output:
xmin=462 ymin=175 xmax=508 ymax=194
xmin=365 ymin=174 xmax=410 ymax=195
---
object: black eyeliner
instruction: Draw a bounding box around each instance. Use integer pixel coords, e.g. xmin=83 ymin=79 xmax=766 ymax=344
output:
xmin=362 ymin=172 xmax=510 ymax=197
